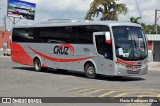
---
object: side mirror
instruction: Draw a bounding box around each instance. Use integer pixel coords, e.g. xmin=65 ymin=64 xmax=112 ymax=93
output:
xmin=104 ymin=53 xmax=108 ymax=58
xmin=105 ymin=32 xmax=111 ymax=44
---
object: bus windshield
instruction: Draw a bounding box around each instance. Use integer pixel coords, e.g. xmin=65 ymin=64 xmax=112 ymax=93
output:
xmin=112 ymin=26 xmax=148 ymax=61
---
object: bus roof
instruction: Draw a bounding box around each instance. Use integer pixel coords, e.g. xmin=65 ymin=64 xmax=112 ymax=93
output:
xmin=13 ymin=20 xmax=141 ymax=28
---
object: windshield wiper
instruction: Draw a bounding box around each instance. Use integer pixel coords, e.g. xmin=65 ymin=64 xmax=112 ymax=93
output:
xmin=132 ymin=37 xmax=143 ymax=58
xmin=128 ymin=29 xmax=143 ymax=59
xmin=128 ymin=31 xmax=135 ymax=59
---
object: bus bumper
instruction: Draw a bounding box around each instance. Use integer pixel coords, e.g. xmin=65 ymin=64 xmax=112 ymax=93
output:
xmin=114 ymin=64 xmax=148 ymax=76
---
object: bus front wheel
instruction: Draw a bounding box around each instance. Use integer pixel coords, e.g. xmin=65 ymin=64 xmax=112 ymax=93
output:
xmin=84 ymin=63 xmax=96 ymax=79
xmin=33 ymin=58 xmax=42 ymax=72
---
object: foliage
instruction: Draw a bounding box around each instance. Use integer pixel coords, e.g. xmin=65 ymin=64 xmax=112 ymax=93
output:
xmin=130 ymin=16 xmax=141 ymax=24
xmin=142 ymin=24 xmax=160 ymax=34
xmin=29 ymin=9 xmax=35 ymax=14
xmin=85 ymin=0 xmax=128 ymax=20
xmin=129 ymin=16 xmax=160 ymax=34
xmin=8 ymin=5 xmax=14 ymax=9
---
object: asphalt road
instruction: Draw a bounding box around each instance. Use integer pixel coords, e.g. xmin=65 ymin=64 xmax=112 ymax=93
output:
xmin=0 ymin=56 xmax=160 ymax=106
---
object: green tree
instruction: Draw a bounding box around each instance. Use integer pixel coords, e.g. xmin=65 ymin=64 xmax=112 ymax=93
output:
xmin=130 ymin=17 xmax=160 ymax=34
xmin=130 ymin=16 xmax=141 ymax=24
xmin=141 ymin=24 xmax=157 ymax=34
xmin=85 ymin=0 xmax=128 ymax=20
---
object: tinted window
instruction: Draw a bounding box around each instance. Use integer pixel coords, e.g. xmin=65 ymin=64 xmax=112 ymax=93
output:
xmin=12 ymin=28 xmax=41 ymax=43
xmin=95 ymin=35 xmax=106 ymax=55
xmin=95 ymin=35 xmax=113 ymax=60
xmin=12 ymin=25 xmax=109 ymax=44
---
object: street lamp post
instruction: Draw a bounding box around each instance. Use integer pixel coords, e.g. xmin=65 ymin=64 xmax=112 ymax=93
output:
xmin=0 ymin=7 xmax=6 ymax=31
xmin=134 ymin=0 xmax=142 ymax=25
xmin=155 ymin=9 xmax=160 ymax=34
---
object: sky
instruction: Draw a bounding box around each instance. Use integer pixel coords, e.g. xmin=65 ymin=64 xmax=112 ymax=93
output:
xmin=0 ymin=0 xmax=159 ymax=30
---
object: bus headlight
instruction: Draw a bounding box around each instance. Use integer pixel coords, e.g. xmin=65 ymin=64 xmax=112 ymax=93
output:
xmin=142 ymin=60 xmax=148 ymax=67
xmin=117 ymin=62 xmax=126 ymax=68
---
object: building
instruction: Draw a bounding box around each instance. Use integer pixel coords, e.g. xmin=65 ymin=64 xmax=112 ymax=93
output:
xmin=0 ymin=31 xmax=11 ymax=56
xmin=146 ymin=34 xmax=160 ymax=62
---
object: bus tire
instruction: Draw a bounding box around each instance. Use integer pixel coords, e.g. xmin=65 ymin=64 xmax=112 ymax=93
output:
xmin=84 ymin=63 xmax=96 ymax=79
xmin=33 ymin=58 xmax=42 ymax=72
xmin=56 ymin=69 xmax=68 ymax=73
xmin=114 ymin=76 xmax=123 ymax=79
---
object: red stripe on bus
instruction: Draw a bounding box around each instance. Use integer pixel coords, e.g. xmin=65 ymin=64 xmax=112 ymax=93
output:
xmin=11 ymin=43 xmax=33 ymax=66
xmin=11 ymin=43 xmax=48 ymax=67
xmin=117 ymin=58 xmax=135 ymax=66
xmin=27 ymin=45 xmax=94 ymax=62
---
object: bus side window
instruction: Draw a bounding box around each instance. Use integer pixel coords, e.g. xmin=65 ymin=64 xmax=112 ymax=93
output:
xmin=95 ymin=35 xmax=107 ymax=55
xmin=95 ymin=35 xmax=113 ymax=60
xmin=106 ymin=41 xmax=113 ymax=60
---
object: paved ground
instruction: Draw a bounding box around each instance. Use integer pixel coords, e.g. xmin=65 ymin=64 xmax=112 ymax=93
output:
xmin=0 ymin=56 xmax=160 ymax=106
xmin=148 ymin=62 xmax=160 ymax=71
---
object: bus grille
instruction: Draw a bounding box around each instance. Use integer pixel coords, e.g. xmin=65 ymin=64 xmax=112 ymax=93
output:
xmin=133 ymin=62 xmax=142 ymax=69
xmin=127 ymin=69 xmax=141 ymax=74
xmin=125 ymin=62 xmax=142 ymax=69
xmin=126 ymin=62 xmax=142 ymax=74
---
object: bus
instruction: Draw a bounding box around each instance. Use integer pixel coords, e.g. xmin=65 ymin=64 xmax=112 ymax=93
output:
xmin=11 ymin=21 xmax=148 ymax=78
xmin=13 ymin=7 xmax=30 ymax=14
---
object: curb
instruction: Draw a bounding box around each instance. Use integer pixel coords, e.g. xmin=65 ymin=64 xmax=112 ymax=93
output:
xmin=0 ymin=56 xmax=11 ymax=58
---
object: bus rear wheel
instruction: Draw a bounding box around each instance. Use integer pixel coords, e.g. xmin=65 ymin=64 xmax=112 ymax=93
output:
xmin=33 ymin=58 xmax=42 ymax=72
xmin=84 ymin=63 xmax=96 ymax=79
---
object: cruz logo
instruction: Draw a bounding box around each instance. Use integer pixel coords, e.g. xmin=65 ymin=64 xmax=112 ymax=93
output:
xmin=53 ymin=44 xmax=74 ymax=55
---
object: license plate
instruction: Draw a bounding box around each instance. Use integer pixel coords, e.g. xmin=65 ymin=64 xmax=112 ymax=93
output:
xmin=131 ymin=68 xmax=138 ymax=72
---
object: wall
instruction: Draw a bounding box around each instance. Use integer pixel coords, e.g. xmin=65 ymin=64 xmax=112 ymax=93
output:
xmin=153 ymin=41 xmax=160 ymax=62
xmin=147 ymin=41 xmax=153 ymax=62
xmin=0 ymin=31 xmax=11 ymax=49
xmin=147 ymin=41 xmax=153 ymax=51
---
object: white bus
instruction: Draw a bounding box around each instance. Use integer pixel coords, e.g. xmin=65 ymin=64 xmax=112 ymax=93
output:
xmin=11 ymin=21 xmax=148 ymax=78
xmin=13 ymin=7 xmax=30 ymax=14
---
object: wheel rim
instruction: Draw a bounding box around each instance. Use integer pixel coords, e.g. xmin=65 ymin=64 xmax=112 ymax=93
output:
xmin=35 ymin=60 xmax=41 ymax=70
xmin=87 ymin=67 xmax=95 ymax=75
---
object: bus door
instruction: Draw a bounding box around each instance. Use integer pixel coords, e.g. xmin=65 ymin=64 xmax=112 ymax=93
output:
xmin=93 ymin=32 xmax=114 ymax=75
